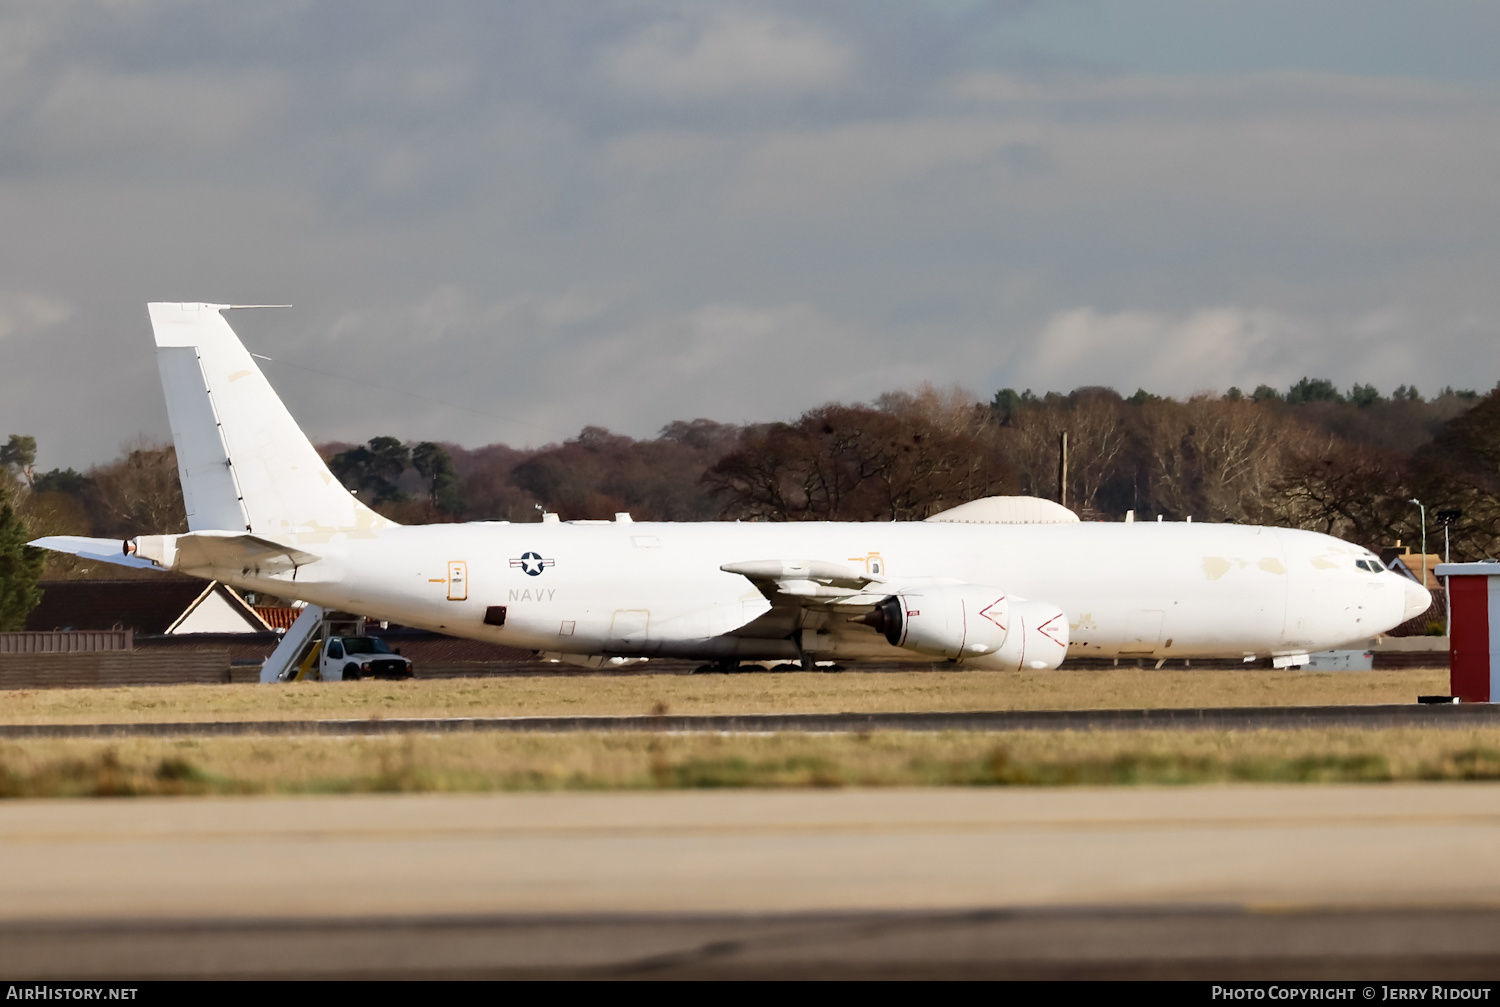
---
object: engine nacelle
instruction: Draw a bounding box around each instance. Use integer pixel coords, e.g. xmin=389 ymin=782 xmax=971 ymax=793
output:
xmin=862 ymin=589 xmax=1069 ymax=671
xmin=967 ymin=598 xmax=1069 ymax=671
xmin=127 ymin=534 xmax=178 ymax=570
xmin=862 ymin=585 xmax=1011 ymax=660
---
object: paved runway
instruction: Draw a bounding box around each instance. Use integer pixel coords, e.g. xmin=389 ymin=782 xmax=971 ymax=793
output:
xmin=1 ymin=702 xmax=1493 ymax=738
xmin=7 ymin=786 xmax=1500 ymax=978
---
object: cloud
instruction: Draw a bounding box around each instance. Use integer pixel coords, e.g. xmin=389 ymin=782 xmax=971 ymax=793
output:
xmin=946 ymin=69 xmax=1484 ymax=113
xmin=604 ymin=7 xmax=852 ymax=99
xmin=1006 ymin=305 xmax=1455 ymax=397
xmin=524 ymin=300 xmax=955 ymax=435
xmin=4 ymin=5 xmax=1500 ymax=467
xmin=339 ymin=61 xmax=473 ymax=114
xmin=722 ymin=117 xmax=1050 ymax=220
xmin=24 ymin=67 xmax=287 ymax=175
xmin=265 ymin=289 xmax=984 ymax=449
xmin=947 ymin=71 xmax=1054 ymax=104
xmin=0 ymin=294 xmax=73 ymax=341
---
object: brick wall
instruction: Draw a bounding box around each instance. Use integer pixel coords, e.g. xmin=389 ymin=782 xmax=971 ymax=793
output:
xmin=0 ymin=631 xmax=133 ymax=653
xmin=0 ymin=650 xmax=231 ymax=689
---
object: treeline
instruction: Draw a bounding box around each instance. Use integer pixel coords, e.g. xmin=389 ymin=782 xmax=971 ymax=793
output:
xmin=6 ymin=378 xmax=1500 ymax=580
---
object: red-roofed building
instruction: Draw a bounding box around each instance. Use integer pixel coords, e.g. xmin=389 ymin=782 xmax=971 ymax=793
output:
xmin=26 ymin=580 xmax=273 ymax=636
xmin=255 ymin=606 xmax=302 ymax=632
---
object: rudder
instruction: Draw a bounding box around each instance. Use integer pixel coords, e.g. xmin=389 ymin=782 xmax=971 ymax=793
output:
xmin=149 ymin=302 xmax=394 ymax=534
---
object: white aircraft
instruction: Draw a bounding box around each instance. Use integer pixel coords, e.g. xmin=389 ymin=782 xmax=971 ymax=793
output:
xmin=33 ymin=303 xmax=1431 ymax=678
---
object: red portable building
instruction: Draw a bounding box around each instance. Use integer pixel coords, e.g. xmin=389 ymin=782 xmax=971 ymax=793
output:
xmin=1436 ymin=561 xmax=1500 ymax=702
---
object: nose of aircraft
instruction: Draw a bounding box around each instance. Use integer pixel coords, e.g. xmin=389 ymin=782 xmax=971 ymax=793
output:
xmin=1402 ymin=577 xmax=1433 ymax=622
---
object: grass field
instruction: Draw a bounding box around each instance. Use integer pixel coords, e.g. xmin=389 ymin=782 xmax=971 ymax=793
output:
xmin=3 ymin=726 xmax=1498 ymax=797
xmin=0 ymin=667 xmax=1449 ymax=725
xmin=0 ymin=668 xmax=1461 ymax=797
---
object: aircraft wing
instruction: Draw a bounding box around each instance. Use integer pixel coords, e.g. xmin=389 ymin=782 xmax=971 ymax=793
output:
xmin=721 ymin=559 xmax=888 ymax=605
xmin=28 ymin=536 xmax=163 ymax=571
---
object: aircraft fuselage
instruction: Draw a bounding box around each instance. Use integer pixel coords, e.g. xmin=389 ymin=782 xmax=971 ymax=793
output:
xmin=198 ymin=518 xmax=1420 ymax=663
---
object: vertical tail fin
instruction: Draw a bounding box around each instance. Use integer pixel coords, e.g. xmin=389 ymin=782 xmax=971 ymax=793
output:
xmin=148 ymin=303 xmax=394 ymax=534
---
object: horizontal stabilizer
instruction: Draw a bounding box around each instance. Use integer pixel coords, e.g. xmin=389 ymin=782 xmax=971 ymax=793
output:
xmin=174 ymin=532 xmax=321 ymax=574
xmin=29 ymin=536 xmax=162 ymax=571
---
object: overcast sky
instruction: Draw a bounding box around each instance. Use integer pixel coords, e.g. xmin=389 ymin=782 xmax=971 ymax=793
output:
xmin=4 ymin=1 xmax=1500 ymax=469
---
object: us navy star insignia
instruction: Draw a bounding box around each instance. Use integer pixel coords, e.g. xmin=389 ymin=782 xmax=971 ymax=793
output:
xmin=510 ymin=551 xmax=555 ymax=576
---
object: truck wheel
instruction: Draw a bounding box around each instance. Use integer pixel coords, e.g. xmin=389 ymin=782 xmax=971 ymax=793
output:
xmin=343 ymin=664 xmax=362 ymax=681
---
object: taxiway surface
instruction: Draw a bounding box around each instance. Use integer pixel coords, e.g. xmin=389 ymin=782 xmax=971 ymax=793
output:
xmin=6 ymin=785 xmax=1500 ymax=977
xmin=2 ymin=702 xmax=1494 ymax=738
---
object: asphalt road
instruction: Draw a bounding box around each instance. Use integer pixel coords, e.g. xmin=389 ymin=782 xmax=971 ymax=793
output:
xmin=1 ymin=702 xmax=1494 ymax=738
xmin=7 ymin=786 xmax=1500 ymax=978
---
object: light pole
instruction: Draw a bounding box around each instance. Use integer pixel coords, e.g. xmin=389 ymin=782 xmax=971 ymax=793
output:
xmin=1437 ymin=509 xmax=1463 ymax=565
xmin=1436 ymin=509 xmax=1463 ymax=640
xmin=1408 ymin=498 xmax=1427 ymax=590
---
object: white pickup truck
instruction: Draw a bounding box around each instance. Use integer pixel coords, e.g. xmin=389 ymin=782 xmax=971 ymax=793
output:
xmin=322 ymin=635 xmax=414 ymax=681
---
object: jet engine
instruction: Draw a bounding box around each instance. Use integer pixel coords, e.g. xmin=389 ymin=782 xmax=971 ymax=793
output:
xmin=982 ymin=598 xmax=1069 ymax=671
xmin=860 ymin=585 xmax=1010 ymax=660
xmin=861 ymin=586 xmax=1068 ymax=671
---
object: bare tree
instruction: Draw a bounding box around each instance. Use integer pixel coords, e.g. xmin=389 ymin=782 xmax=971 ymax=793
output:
xmin=87 ymin=438 xmax=187 ymax=537
xmin=1138 ymin=396 xmax=1292 ymax=522
xmin=707 ymin=402 xmax=1014 ymax=521
xmin=1263 ymin=434 xmax=1413 ymax=546
xmin=1001 ymin=389 xmax=1132 ymax=513
xmin=0 ymin=435 xmax=36 ymax=489
xmin=874 ymin=382 xmax=986 ymax=436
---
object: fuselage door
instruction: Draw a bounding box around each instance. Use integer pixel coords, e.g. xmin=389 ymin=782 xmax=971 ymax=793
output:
xmin=447 ymin=561 xmax=468 ymax=601
xmin=609 ymin=609 xmax=650 ymax=647
xmin=1122 ymin=609 xmax=1164 ymax=655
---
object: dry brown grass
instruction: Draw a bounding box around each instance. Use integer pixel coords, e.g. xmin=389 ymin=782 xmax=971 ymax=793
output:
xmin=3 ymin=726 xmax=1498 ymax=797
xmin=0 ymin=668 xmax=1449 ymax=725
